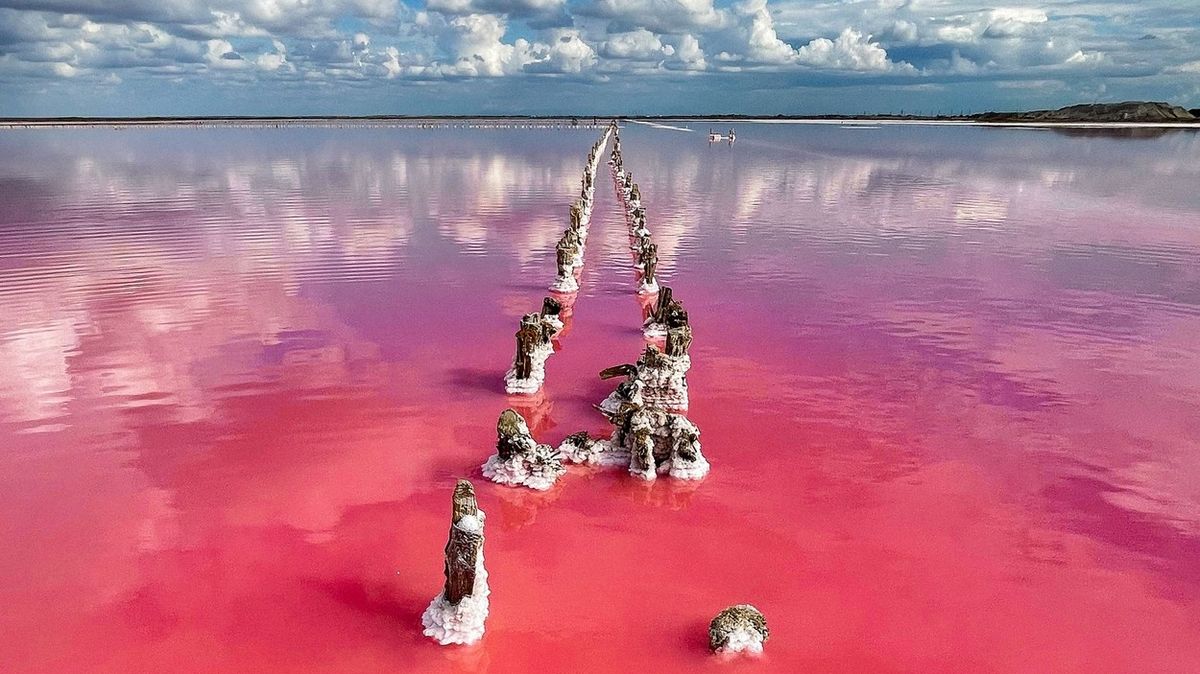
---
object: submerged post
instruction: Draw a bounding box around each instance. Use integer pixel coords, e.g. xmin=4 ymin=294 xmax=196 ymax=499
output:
xmin=709 ymin=604 xmax=769 ymax=655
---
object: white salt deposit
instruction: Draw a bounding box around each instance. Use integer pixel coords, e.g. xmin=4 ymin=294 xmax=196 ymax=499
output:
xmin=503 ymin=340 xmax=554 ymax=395
xmin=715 ymin=626 xmax=765 ymax=655
xmin=421 ymin=510 xmax=489 ymax=645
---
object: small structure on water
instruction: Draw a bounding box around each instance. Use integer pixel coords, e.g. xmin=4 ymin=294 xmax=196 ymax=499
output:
xmin=708 ymin=128 xmax=737 ymax=144
xmin=709 ymin=604 xmax=769 ymax=655
xmin=421 ymin=480 xmax=489 ymax=645
xmin=482 ymin=409 xmax=566 ymax=490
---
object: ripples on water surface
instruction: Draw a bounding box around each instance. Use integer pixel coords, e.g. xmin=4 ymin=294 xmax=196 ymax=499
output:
xmin=1 ymin=124 xmax=1198 ymax=673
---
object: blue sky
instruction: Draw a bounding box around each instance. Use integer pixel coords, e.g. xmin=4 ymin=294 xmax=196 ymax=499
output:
xmin=0 ymin=0 xmax=1198 ymax=116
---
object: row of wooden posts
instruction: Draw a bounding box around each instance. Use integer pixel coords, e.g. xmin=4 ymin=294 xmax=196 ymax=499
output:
xmin=425 ymin=123 xmax=766 ymax=654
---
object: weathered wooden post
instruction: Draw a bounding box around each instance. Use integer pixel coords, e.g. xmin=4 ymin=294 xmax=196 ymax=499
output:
xmin=482 ymin=409 xmax=566 ymax=490
xmin=443 ymin=481 xmax=481 ymax=604
xmin=505 ymin=313 xmax=554 ymax=394
xmin=512 ymin=316 xmax=539 ymax=380
xmin=638 ymin=242 xmax=659 ymax=294
xmin=651 ymin=286 xmax=674 ymax=321
xmin=421 ymin=480 xmax=489 ymax=645
xmin=665 ymin=324 xmax=692 ymax=357
xmin=540 ymin=296 xmax=563 ymax=332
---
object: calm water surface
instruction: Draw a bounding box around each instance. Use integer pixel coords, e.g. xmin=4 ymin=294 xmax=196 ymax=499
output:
xmin=1 ymin=124 xmax=1198 ymax=673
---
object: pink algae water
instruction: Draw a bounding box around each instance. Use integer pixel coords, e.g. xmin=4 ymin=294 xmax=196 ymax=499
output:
xmin=1 ymin=123 xmax=1199 ymax=673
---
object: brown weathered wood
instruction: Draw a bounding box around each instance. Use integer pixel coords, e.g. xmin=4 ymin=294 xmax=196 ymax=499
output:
xmin=599 ymin=363 xmax=638 ymax=380
xmin=652 ymin=286 xmax=674 ymax=321
xmin=663 ymin=302 xmax=688 ymax=329
xmin=641 ymin=242 xmax=658 ymax=282
xmin=513 ymin=314 xmax=541 ymax=379
xmin=496 ymin=409 xmax=525 ymax=461
xmin=569 ymin=202 xmax=583 ymax=229
xmin=556 ymin=241 xmax=573 ymax=272
xmin=540 ymin=296 xmax=562 ymax=319
xmin=631 ymin=426 xmax=654 ymax=475
xmin=665 ymin=324 xmax=692 ymax=357
xmin=443 ymin=479 xmax=481 ymax=605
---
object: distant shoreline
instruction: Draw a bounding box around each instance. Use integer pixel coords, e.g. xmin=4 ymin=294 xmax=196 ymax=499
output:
xmin=4 ymin=101 xmax=1197 ymax=128
xmin=2 ymin=115 xmax=1198 ymax=130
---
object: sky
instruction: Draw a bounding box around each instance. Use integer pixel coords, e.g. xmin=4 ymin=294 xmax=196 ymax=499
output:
xmin=0 ymin=0 xmax=1198 ymax=116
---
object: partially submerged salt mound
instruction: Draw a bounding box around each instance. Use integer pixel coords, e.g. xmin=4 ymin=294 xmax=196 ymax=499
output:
xmin=557 ymin=430 xmax=627 ymax=467
xmin=617 ymin=402 xmax=708 ymax=480
xmin=422 ymin=480 xmax=489 ymax=645
xmin=482 ymin=408 xmax=566 ymax=490
xmin=598 ymin=339 xmax=691 ymax=412
xmin=504 ymin=312 xmax=556 ymax=394
xmin=709 ymin=604 xmax=769 ymax=655
xmin=643 ymin=286 xmax=687 ymax=340
xmin=563 ymin=361 xmax=709 ymax=481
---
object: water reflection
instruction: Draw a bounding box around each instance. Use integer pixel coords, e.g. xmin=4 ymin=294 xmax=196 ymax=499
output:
xmin=1 ymin=124 xmax=1199 ymax=671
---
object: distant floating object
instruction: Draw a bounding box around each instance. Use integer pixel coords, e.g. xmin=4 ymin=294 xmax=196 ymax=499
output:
xmin=707 ymin=128 xmax=736 ymax=144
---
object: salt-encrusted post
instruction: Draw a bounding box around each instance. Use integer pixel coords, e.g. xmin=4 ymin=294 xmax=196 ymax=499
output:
xmin=512 ymin=316 xmax=540 ymax=381
xmin=421 ymin=479 xmax=490 ymax=645
xmin=644 ymin=287 xmax=688 ymax=339
xmin=482 ymin=409 xmax=566 ymax=490
xmin=665 ymin=324 xmax=692 ymax=357
xmin=651 ymin=286 xmax=673 ymax=321
xmin=709 ymin=604 xmax=769 ymax=655
xmin=569 ymin=202 xmax=583 ymax=230
xmin=540 ymin=296 xmax=564 ymax=332
xmin=638 ymin=242 xmax=659 ymax=294
xmin=444 ymin=480 xmax=480 ymax=604
xmin=505 ymin=313 xmax=555 ymax=394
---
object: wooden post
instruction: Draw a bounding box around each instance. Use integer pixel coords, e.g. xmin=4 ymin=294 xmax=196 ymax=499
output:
xmin=599 ymin=363 xmax=638 ymax=380
xmin=652 ymin=286 xmax=674 ymax=321
xmin=513 ymin=315 xmax=541 ymax=380
xmin=443 ymin=480 xmax=482 ymax=605
xmin=496 ymin=409 xmax=526 ymax=461
xmin=631 ymin=426 xmax=655 ymax=477
xmin=642 ymin=243 xmax=658 ymax=282
xmin=665 ymin=324 xmax=693 ymax=357
xmin=664 ymin=303 xmax=688 ymax=329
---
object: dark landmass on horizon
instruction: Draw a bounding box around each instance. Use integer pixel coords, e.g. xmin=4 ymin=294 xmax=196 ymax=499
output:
xmin=2 ymin=101 xmax=1197 ymax=126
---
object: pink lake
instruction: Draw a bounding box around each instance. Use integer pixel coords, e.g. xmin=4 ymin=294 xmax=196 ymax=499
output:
xmin=1 ymin=123 xmax=1199 ymax=673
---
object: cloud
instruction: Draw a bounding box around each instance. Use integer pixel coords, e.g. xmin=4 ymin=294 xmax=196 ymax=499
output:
xmin=1167 ymin=60 xmax=1200 ymax=74
xmin=669 ymin=33 xmax=706 ymax=71
xmin=797 ymin=28 xmax=912 ymax=73
xmin=254 ymin=38 xmax=289 ymax=71
xmin=983 ymin=7 xmax=1048 ymax=39
xmin=425 ymin=0 xmax=564 ymax=18
xmin=736 ymin=0 xmax=795 ymax=64
xmin=439 ymin=13 xmax=529 ymax=76
xmin=601 ymin=29 xmax=674 ymax=61
xmin=580 ymin=0 xmax=728 ymax=33
xmin=0 ymin=0 xmax=1198 ymax=114
xmin=716 ymin=0 xmax=912 ymax=73
xmin=526 ymin=29 xmax=597 ymax=73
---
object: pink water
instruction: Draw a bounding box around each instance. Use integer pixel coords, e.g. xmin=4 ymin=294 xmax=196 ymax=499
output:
xmin=1 ymin=124 xmax=1199 ymax=673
